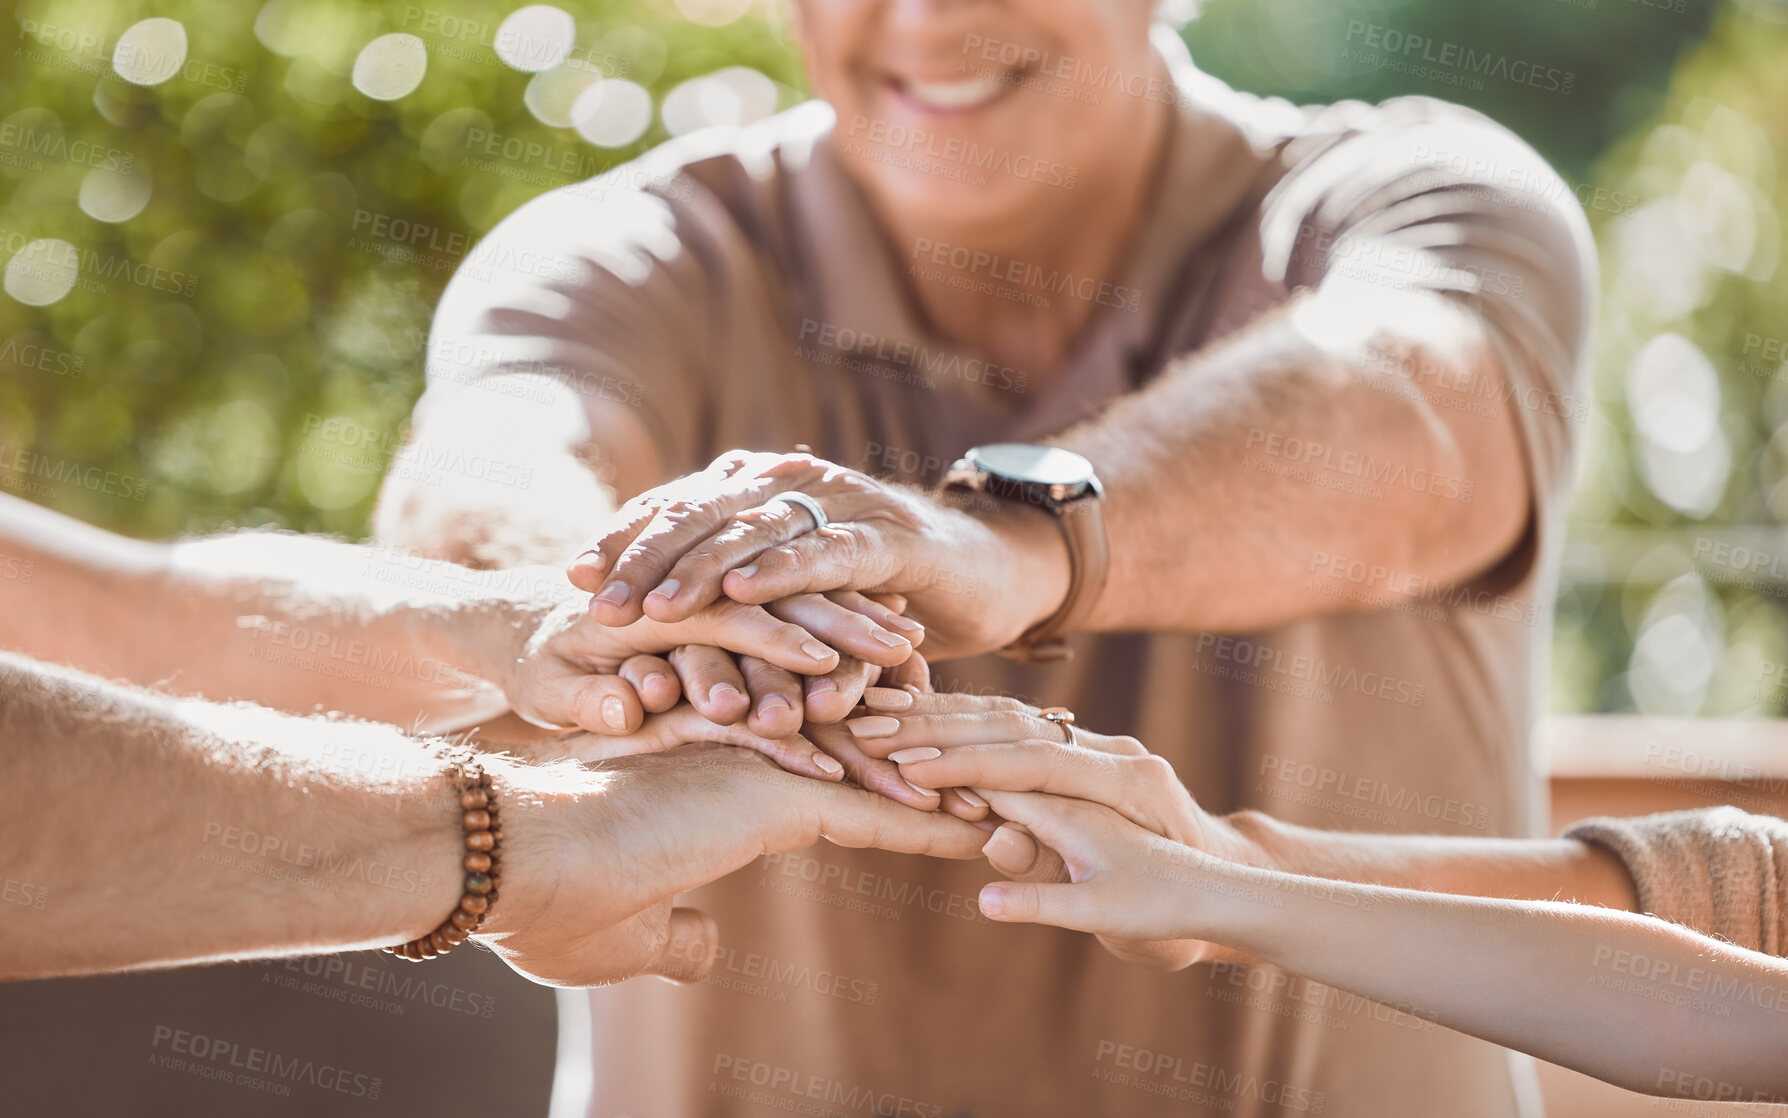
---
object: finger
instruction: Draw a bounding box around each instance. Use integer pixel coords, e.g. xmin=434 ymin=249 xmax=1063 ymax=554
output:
xmin=523 ymin=671 xmax=645 ymax=735
xmin=722 ymin=523 xmax=896 ymax=604
xmin=619 ymin=654 xmax=681 ymax=713
xmin=805 ymin=654 xmax=878 ymax=724
xmin=805 ymin=722 xmax=941 ymax=811
xmin=562 ymin=706 xmax=843 ymax=780
xmin=739 ymin=656 xmax=805 ymax=738
xmin=978 ymin=880 xmax=1099 ymax=930
xmin=938 ymin=787 xmax=989 ymax=822
xmin=825 ymin=589 xmax=925 ymax=649
xmin=876 ymin=652 xmax=931 ymax=693
xmin=568 ymin=498 xmax=662 ymax=594
xmin=664 ymin=598 xmax=842 ymax=675
xmin=863 ymin=592 xmax=907 ymax=613
xmin=766 ymin=593 xmax=915 ymax=668
xmin=596 ymin=485 xmax=792 ymax=623
xmin=667 ymin=645 xmax=750 ymax=724
xmin=645 ymin=496 xmax=868 ymax=621
xmin=645 ymin=906 xmax=719 ymax=983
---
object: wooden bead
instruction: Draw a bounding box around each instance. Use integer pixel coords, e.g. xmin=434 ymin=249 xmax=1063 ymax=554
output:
xmin=430 ymin=930 xmax=455 ymax=953
xmin=450 ymin=909 xmax=480 ymax=930
xmin=463 ymin=852 xmax=491 ymax=873
xmin=459 ymin=789 xmax=489 ymax=810
xmin=464 ymin=872 xmax=492 ymax=895
xmin=465 ymin=830 xmax=495 ymax=852
xmin=441 ymin=925 xmax=470 ymax=944
xmin=459 ymin=894 xmax=489 ymax=915
xmin=417 ymin=939 xmax=439 ymax=959
xmin=462 ymin=809 xmax=491 ymax=831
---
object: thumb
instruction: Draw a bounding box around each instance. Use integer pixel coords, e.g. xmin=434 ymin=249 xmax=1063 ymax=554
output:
xmin=978 ymin=880 xmax=1089 ymax=929
xmin=523 ymin=672 xmax=645 ymax=735
xmin=644 ymin=907 xmax=719 ymax=984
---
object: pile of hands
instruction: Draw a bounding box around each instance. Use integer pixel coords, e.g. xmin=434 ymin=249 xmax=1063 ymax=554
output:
xmin=477 ymin=452 xmax=1275 ymax=987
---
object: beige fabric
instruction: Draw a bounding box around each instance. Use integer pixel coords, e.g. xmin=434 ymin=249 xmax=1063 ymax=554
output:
xmin=1569 ymin=807 xmax=1788 ymax=956
xmin=424 ymin=31 xmax=1594 ymax=1118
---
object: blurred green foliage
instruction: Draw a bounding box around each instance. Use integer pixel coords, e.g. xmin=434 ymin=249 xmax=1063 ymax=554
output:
xmin=1 ymin=0 xmax=1784 ymax=714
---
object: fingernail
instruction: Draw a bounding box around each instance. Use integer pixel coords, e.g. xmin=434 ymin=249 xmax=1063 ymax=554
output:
xmin=809 ymin=677 xmax=839 ymax=695
xmin=862 ymin=687 xmax=914 ymax=711
xmin=801 ymin=639 xmax=835 ymax=663
xmin=642 ymin=672 xmax=671 ymax=694
xmin=646 ymin=578 xmax=680 ymax=603
xmin=955 ymin=788 xmax=986 ymax=810
xmin=845 ymin=716 xmax=900 ymax=739
xmin=601 ymin=695 xmax=627 ymax=730
xmin=884 ymin=614 xmax=924 ymax=634
xmin=980 ymin=884 xmax=1006 ymax=917
xmin=812 ymin=752 xmax=843 ymax=775
xmin=903 ymin=778 xmax=937 ymax=797
xmin=734 ymin=564 xmax=757 ymax=580
xmin=888 ymin=746 xmax=941 ymax=764
xmin=570 ymin=550 xmax=603 ymax=571
xmin=596 ymin=582 xmax=630 ymax=607
xmin=758 ymin=693 xmax=794 ymax=715
xmin=709 ymin=683 xmax=743 ymax=705
xmin=983 ymin=826 xmax=1030 ymax=865
xmin=870 ymin=628 xmax=911 ymax=649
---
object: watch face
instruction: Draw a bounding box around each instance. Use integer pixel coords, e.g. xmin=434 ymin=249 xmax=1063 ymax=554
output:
xmin=968 ymin=443 xmax=1094 ymax=487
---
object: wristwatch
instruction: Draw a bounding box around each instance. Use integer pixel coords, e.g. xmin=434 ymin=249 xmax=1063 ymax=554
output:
xmin=940 ymin=443 xmax=1109 ymax=664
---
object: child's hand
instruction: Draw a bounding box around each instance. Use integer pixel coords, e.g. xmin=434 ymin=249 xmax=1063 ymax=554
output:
xmin=973 ymin=788 xmax=1225 ymax=955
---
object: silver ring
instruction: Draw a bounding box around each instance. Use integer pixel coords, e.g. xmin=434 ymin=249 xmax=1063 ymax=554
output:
xmin=1040 ymin=707 xmax=1077 ymax=747
xmin=769 ymin=491 xmax=828 ymax=532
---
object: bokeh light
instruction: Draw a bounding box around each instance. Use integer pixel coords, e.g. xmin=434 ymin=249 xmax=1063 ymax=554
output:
xmin=113 ymin=19 xmax=189 ymax=86
xmin=352 ymin=34 xmax=429 ymax=101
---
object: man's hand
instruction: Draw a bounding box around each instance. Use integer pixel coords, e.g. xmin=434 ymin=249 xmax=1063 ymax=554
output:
xmin=472 ymin=573 xmax=923 ymax=735
xmin=478 ymin=745 xmax=988 ymax=988
xmin=565 ymin=452 xmax=1068 ymax=660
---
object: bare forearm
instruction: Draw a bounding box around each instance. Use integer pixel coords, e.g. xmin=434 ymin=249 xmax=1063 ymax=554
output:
xmin=1055 ymin=292 xmax=1529 ymax=633
xmin=1199 ymin=859 xmax=1788 ymax=1099
xmin=0 ymin=653 xmax=467 ymax=979
xmin=1236 ymin=810 xmax=1639 ymax=910
xmin=0 ymin=495 xmax=546 ymax=726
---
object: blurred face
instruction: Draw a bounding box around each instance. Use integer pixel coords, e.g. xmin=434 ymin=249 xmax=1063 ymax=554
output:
xmin=793 ymin=0 xmax=1165 ymax=229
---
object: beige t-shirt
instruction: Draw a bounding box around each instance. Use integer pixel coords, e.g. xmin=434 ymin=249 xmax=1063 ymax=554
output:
xmin=422 ymin=32 xmax=1594 ymax=1118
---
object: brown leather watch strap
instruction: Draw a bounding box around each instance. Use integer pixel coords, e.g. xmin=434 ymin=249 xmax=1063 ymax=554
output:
xmin=1000 ymin=496 xmax=1109 ymax=664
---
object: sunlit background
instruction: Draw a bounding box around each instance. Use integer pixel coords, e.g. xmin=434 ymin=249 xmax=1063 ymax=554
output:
xmin=3 ymin=0 xmax=1787 ymax=718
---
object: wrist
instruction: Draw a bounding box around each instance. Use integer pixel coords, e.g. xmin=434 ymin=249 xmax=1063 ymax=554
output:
xmin=971 ymin=499 xmax=1072 ymax=642
xmin=421 ymin=567 xmax=568 ymax=691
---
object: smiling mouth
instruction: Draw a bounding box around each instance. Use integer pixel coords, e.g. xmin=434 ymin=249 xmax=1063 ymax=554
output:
xmin=889 ymin=70 xmax=1021 ymax=114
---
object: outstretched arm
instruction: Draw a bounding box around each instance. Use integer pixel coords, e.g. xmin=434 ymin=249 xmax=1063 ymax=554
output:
xmin=979 ymin=790 xmax=1788 ymax=1103
xmin=0 ymin=652 xmax=983 ymax=987
xmin=0 ymin=493 xmax=911 ymax=735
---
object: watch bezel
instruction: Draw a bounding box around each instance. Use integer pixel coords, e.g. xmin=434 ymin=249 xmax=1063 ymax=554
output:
xmin=961 ymin=443 xmax=1100 ymax=507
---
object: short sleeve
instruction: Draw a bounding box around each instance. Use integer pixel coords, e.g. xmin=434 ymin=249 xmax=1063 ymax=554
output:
xmin=416 ymin=172 xmax=717 ymax=474
xmin=1259 ymin=102 xmax=1599 ymax=589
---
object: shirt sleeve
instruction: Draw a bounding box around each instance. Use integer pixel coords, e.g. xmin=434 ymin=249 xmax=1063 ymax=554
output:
xmin=415 ymin=169 xmax=719 ymax=475
xmin=1258 ymin=100 xmax=1599 ymax=591
xmin=1567 ymin=806 xmax=1788 ymax=956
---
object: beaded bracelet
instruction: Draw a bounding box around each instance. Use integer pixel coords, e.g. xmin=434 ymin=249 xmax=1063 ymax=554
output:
xmin=385 ymin=746 xmax=501 ymax=962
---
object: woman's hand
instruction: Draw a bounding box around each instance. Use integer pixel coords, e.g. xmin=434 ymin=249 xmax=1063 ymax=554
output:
xmin=844 ymin=689 xmax=1277 ymax=967
xmin=502 ymin=703 xmax=850 ymax=783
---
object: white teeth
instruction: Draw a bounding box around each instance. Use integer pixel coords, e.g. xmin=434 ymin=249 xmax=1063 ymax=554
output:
xmin=900 ymin=74 xmax=1006 ymax=110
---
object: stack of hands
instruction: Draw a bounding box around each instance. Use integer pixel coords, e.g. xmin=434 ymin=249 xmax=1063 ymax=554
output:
xmin=478 ymin=451 xmax=1269 ymax=985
